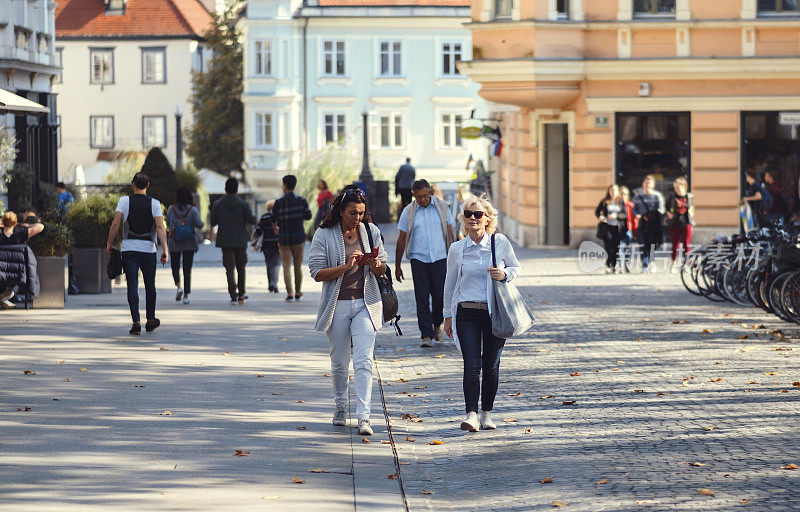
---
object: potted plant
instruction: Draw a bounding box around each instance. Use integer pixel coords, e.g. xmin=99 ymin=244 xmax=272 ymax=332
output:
xmin=65 ymin=194 xmax=120 ymax=294
xmin=27 ymin=211 xmax=72 ymax=308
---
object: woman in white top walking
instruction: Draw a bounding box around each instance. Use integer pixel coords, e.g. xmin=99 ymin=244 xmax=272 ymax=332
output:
xmin=308 ymin=186 xmax=389 ymax=436
xmin=443 ymin=196 xmax=521 ymax=432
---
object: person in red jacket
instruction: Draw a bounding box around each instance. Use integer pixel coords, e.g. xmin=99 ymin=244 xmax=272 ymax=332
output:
xmin=619 ymin=186 xmax=637 ymax=272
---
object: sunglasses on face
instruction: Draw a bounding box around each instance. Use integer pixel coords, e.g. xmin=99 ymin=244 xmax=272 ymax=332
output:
xmin=463 ymin=209 xmax=485 ymax=219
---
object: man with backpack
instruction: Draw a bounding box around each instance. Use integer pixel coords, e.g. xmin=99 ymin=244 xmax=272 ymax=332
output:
xmin=211 ymin=178 xmax=257 ymax=305
xmin=106 ymin=172 xmax=169 ymax=335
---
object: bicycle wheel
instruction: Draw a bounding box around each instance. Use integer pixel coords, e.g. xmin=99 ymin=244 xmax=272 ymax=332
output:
xmin=723 ymin=260 xmax=751 ymax=306
xmin=781 ymin=270 xmax=800 ymax=325
xmin=681 ymin=252 xmax=703 ymax=296
xmin=769 ymin=272 xmax=794 ymax=322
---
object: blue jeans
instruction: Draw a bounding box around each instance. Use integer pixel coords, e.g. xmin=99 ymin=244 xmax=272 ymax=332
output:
xmin=122 ymin=251 xmax=157 ymax=323
xmin=456 ymin=305 xmax=506 ymax=413
xmin=410 ymin=258 xmax=447 ymax=339
xmin=262 ymin=245 xmax=280 ymax=290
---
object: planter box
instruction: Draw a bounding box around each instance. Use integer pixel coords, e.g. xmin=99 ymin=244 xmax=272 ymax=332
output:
xmin=33 ymin=256 xmax=66 ymax=309
xmin=71 ymin=247 xmax=111 ymax=294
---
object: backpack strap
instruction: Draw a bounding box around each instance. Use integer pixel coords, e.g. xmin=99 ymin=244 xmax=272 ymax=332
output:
xmin=491 ymin=233 xmax=497 ymax=268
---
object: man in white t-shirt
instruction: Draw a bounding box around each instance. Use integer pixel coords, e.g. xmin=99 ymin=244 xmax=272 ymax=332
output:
xmin=106 ymin=172 xmax=168 ymax=335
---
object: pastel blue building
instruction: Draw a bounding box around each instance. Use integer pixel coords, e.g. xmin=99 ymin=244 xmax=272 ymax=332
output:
xmin=241 ymin=0 xmax=487 ymax=207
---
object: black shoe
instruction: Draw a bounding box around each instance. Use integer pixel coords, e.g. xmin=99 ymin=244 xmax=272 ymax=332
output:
xmin=237 ymin=295 xmax=246 ymax=305
xmin=129 ymin=323 xmax=141 ymax=335
xmin=285 ymin=295 xmax=294 ymax=302
xmin=294 ymin=292 xmax=303 ymax=301
xmin=145 ymin=318 xmax=160 ymax=332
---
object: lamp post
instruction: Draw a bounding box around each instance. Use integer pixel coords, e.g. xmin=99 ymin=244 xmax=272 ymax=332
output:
xmin=359 ymin=110 xmax=376 ymax=214
xmin=175 ymin=104 xmax=183 ymax=170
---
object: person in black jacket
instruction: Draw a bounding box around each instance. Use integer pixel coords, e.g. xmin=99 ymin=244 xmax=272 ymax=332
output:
xmin=210 ymin=178 xmax=257 ymax=306
xmin=256 ymin=200 xmax=281 ymax=293
xmin=0 ymin=211 xmax=43 ymax=308
xmin=595 ymin=185 xmax=624 ymax=274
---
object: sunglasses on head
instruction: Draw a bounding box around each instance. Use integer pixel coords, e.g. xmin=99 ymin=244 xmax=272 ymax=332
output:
xmin=463 ymin=209 xmax=485 ymax=219
xmin=343 ymin=188 xmax=365 ymax=198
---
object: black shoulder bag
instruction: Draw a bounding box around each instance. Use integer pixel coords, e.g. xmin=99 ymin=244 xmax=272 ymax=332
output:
xmin=365 ymin=224 xmax=402 ymax=335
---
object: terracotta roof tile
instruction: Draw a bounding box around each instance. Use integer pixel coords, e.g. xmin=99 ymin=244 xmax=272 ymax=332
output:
xmin=55 ymin=0 xmax=213 ymax=38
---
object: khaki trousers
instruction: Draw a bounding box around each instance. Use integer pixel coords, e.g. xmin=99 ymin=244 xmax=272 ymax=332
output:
xmin=279 ymin=243 xmax=304 ymax=295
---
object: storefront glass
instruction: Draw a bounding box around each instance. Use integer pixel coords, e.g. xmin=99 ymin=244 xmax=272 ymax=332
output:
xmin=615 ymin=112 xmax=690 ymax=198
xmin=742 ymin=111 xmax=800 ymax=209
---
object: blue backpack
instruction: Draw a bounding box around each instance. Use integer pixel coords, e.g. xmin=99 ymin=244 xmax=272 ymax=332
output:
xmin=173 ymin=210 xmax=194 ymax=242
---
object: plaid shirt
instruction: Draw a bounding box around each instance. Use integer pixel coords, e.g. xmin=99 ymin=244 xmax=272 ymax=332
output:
xmin=273 ymin=192 xmax=311 ymax=246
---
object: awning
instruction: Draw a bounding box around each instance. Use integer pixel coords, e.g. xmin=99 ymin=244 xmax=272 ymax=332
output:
xmin=0 ymin=88 xmax=49 ymax=114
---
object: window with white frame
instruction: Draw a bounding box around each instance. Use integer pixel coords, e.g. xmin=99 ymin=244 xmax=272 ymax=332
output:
xmin=38 ymin=34 xmax=49 ymax=54
xmin=441 ymin=42 xmax=463 ymax=76
xmin=255 ymin=112 xmax=273 ymax=148
xmin=379 ymin=40 xmax=402 ymax=77
xmin=55 ymin=48 xmax=63 ymax=83
xmin=758 ymin=0 xmax=800 ymax=14
xmin=322 ymin=40 xmax=346 ymax=77
xmin=15 ymin=29 xmax=29 ymax=50
xmin=254 ymin=40 xmax=272 ymax=76
xmin=323 ymin=113 xmax=346 ymax=145
xmin=495 ymin=0 xmax=513 ymax=18
xmin=90 ymin=116 xmax=114 ymax=148
xmin=142 ymin=116 xmax=166 ymax=148
xmin=440 ymin=112 xmax=464 ymax=149
xmin=90 ymin=48 xmax=114 ymax=84
xmin=371 ymin=113 xmax=405 ymax=149
xmin=634 ymin=0 xmax=675 ymax=15
xmin=141 ymin=47 xmax=166 ymax=84
xmin=557 ymin=0 xmax=569 ymax=17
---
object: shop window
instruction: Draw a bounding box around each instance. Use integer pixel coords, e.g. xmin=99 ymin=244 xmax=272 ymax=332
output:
xmin=615 ymin=113 xmax=689 ymax=197
xmin=758 ymin=0 xmax=800 ymax=14
xmin=742 ymin=112 xmax=800 ymax=208
xmin=634 ymin=0 xmax=675 ymax=15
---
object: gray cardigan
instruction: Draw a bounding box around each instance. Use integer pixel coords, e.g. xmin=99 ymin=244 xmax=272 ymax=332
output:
xmin=166 ymin=205 xmax=204 ymax=252
xmin=308 ymin=222 xmax=388 ymax=332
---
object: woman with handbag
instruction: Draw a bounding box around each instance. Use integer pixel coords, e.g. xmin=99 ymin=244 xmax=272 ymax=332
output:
xmin=308 ymin=185 xmax=389 ymax=436
xmin=595 ymin=184 xmax=624 ymax=274
xmin=443 ymin=196 xmax=521 ymax=432
xmin=166 ymin=186 xmax=204 ymax=304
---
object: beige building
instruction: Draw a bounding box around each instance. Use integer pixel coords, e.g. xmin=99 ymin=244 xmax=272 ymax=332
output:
xmin=461 ymin=0 xmax=800 ymax=246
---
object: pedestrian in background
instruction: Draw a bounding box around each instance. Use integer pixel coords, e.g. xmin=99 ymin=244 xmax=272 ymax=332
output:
xmin=764 ymin=169 xmax=790 ymax=223
xmin=273 ymin=175 xmax=313 ymax=301
xmin=55 ymin=182 xmax=74 ymax=214
xmin=633 ymin=175 xmax=665 ymax=272
xmin=106 ymin=172 xmax=168 ymax=334
xmin=210 ymin=178 xmax=256 ymax=306
xmin=666 ymin=177 xmax=694 ymax=272
xmin=166 ymin=186 xmax=204 ymax=304
xmin=395 ymin=179 xmax=456 ymax=347
xmin=314 ymin=180 xmax=334 ymax=230
xmin=0 ymin=211 xmax=44 ymax=308
xmin=308 ymin=186 xmax=389 ymax=436
xmin=395 ymin=157 xmax=416 ymax=213
xmin=257 ymin=200 xmax=281 ymax=293
xmin=443 ymin=196 xmax=521 ymax=432
xmin=595 ymin=184 xmax=624 ymax=274
xmin=743 ymin=168 xmax=771 ymax=228
xmin=619 ymin=186 xmax=637 ymax=273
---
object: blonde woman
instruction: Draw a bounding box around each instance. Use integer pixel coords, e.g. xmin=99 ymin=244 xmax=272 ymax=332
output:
xmin=443 ymin=196 xmax=521 ymax=432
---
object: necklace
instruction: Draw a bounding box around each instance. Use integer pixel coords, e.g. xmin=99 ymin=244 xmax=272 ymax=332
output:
xmin=343 ymin=227 xmax=356 ymax=241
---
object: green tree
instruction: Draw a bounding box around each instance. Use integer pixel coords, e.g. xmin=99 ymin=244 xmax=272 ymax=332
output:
xmin=187 ymin=1 xmax=244 ymax=175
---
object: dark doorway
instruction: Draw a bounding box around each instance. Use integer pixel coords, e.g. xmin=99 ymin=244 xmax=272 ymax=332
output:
xmin=741 ymin=111 xmax=800 ymax=209
xmin=544 ymin=123 xmax=569 ymax=245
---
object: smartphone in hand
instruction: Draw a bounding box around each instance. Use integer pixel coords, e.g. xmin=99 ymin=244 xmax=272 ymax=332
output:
xmin=356 ymin=247 xmax=379 ymax=265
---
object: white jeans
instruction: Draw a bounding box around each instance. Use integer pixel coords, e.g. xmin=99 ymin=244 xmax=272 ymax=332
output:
xmin=327 ymin=298 xmax=376 ymax=420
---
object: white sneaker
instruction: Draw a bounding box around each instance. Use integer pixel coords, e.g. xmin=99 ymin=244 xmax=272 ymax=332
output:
xmin=460 ymin=412 xmax=479 ymax=432
xmin=175 ymin=287 xmax=183 ymax=301
xmin=182 ymin=295 xmax=190 ymax=305
xmin=358 ymin=419 xmax=373 ymax=435
xmin=332 ymin=409 xmax=346 ymax=426
xmin=1 ymin=290 xmax=14 ymax=309
xmin=480 ymin=411 xmax=497 ymax=430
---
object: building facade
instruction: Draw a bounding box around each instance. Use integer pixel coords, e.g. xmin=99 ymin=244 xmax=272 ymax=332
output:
xmin=242 ymin=0 xmax=488 ymax=203
xmin=461 ymin=0 xmax=800 ymax=247
xmin=0 ymin=0 xmax=61 ymax=207
xmin=54 ymin=0 xmax=212 ymax=182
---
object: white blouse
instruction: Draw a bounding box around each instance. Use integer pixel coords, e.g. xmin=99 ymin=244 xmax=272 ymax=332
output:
xmin=455 ymin=233 xmax=491 ymax=304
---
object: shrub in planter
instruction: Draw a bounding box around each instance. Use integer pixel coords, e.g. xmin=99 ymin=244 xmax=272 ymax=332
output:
xmin=65 ymin=194 xmax=121 ymax=248
xmin=28 ymin=211 xmax=73 ymax=258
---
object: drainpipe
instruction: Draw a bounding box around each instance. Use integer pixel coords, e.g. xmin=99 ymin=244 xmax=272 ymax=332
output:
xmin=302 ymin=16 xmax=308 ymax=157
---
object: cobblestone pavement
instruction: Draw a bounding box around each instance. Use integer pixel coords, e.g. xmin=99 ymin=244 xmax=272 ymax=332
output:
xmin=379 ymin=245 xmax=800 ymax=512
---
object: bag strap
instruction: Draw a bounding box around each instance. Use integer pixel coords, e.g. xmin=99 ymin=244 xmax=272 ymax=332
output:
xmin=491 ymin=233 xmax=497 ymax=268
xmin=365 ymin=222 xmax=375 ymax=251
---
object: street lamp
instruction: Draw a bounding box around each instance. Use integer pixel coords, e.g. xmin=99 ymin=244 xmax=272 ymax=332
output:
xmin=175 ymin=104 xmax=183 ymax=170
xmin=358 ymin=110 xmax=377 ymax=214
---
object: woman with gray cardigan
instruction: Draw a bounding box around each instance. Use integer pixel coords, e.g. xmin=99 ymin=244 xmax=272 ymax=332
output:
xmin=166 ymin=186 xmax=204 ymax=304
xmin=308 ymin=186 xmax=388 ymax=436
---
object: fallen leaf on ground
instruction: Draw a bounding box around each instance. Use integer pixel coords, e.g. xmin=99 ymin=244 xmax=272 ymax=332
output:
xmin=309 ymin=468 xmax=328 ymax=473
xmin=411 ymin=418 xmax=423 ymax=423
xmin=388 ymin=473 xmax=398 ymax=479
xmin=396 ymin=378 xmax=408 ymax=382
xmin=702 ymin=426 xmax=717 ymax=431
xmin=507 ymin=391 xmax=522 ymax=396
xmin=737 ymin=335 xmax=750 ymax=340
xmin=657 ymin=392 xmax=669 ymax=396
xmin=524 ymin=428 xmax=534 ymax=433
xmin=415 ymin=386 xmax=427 ymax=389
xmin=234 ymin=450 xmax=250 ymax=456
xmin=421 ymin=490 xmax=435 ymax=495
xmin=766 ymin=372 xmax=781 ymax=375
xmin=690 ymin=462 xmax=706 ymax=467
xmin=703 ymin=329 xmax=714 ymax=333
xmin=699 ymin=488 xmax=716 ymax=496
xmin=406 ymin=436 xmax=415 ymax=442
xmin=551 ymin=501 xmax=569 ymax=507
xmin=782 ymin=463 xmax=798 ymax=470
xmin=159 ymin=347 xmax=168 ymax=351
xmin=569 ymin=372 xmax=581 ymax=377
xmin=17 ymin=406 xmax=31 ymax=411
xmin=157 ymin=411 xmax=172 ymax=416
xmin=63 ymin=378 xmax=70 ymax=382
xmin=596 ymin=479 xmax=609 ymax=484
xmin=562 ymin=401 xmax=576 ymax=406
xmin=741 ymin=499 xmax=749 ymax=503
xmin=79 ymin=368 xmax=88 ymax=372
xmin=541 ymin=476 xmax=553 ymax=484
xmin=296 ymin=426 xmax=307 ymax=430
xmin=503 ymin=418 xmax=519 ymax=423
xmin=323 ymin=373 xmax=330 ymax=377
xmin=710 ymin=378 xmax=723 ymax=382
xmin=434 ymin=355 xmax=445 ymax=358
xmin=295 ymin=400 xmax=305 ymax=403
xmin=291 ymin=476 xmax=305 ymax=484
xmin=428 ymin=440 xmax=444 ymax=445
xmin=381 ymin=440 xmax=393 ymax=445
xmin=634 ymin=390 xmax=644 ymax=394
xmin=781 ymin=389 xmax=789 ymax=393
xmin=256 ymin=374 xmax=264 ymax=378
xmin=23 ymin=370 xmax=35 ymax=375
xmin=223 ymin=351 xmax=230 ymax=356
xmin=272 ymin=392 xmax=282 ymax=395
xmin=539 ymin=395 xmax=554 ymax=399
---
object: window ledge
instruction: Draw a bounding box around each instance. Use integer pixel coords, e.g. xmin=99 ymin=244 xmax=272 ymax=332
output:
xmin=632 ymin=13 xmax=676 ymax=19
xmin=371 ymin=147 xmax=406 ymax=154
xmin=250 ymin=76 xmax=277 ymax=83
xmin=374 ymin=77 xmax=408 ymax=86
xmin=758 ymin=12 xmax=800 ymax=17
xmin=317 ymin=77 xmax=351 ymax=86
xmin=435 ymin=77 xmax=469 ymax=87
